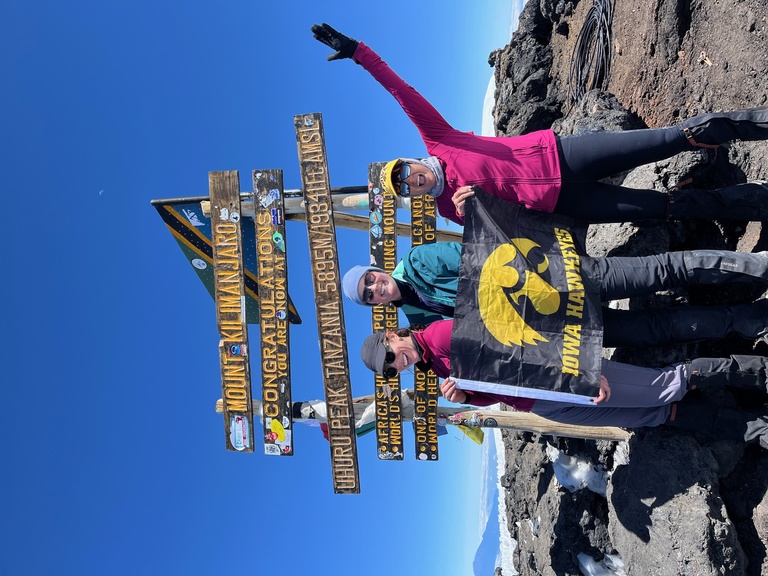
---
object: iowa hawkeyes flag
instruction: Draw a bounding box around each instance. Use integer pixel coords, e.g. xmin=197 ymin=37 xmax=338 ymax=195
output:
xmin=451 ymin=188 xmax=603 ymax=402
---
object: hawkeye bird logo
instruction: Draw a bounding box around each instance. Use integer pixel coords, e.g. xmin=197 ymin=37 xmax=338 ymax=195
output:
xmin=478 ymin=240 xmax=560 ymax=347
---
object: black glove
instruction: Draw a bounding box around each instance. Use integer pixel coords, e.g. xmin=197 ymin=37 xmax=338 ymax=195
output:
xmin=311 ymin=23 xmax=358 ymax=61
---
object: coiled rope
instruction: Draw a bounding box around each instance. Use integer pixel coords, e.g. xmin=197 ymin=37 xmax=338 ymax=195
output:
xmin=567 ymin=0 xmax=615 ymax=107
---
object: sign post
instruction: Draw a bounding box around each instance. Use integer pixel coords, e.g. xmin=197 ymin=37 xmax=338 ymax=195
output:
xmin=295 ymin=112 xmax=360 ymax=494
xmin=254 ymin=169 xmax=294 ymax=456
xmin=410 ymin=194 xmax=441 ymax=460
xmin=209 ymin=170 xmax=255 ymax=452
xmin=368 ymin=163 xmax=404 ymax=460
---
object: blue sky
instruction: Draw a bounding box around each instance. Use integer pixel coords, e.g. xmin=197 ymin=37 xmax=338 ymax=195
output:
xmin=0 ymin=1 xmax=516 ymax=574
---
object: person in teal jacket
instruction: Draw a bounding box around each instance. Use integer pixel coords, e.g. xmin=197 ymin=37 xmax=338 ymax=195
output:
xmin=344 ymin=241 xmax=461 ymax=326
xmin=341 ymin=242 xmax=768 ymax=348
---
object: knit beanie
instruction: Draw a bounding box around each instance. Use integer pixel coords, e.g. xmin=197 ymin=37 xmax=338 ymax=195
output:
xmin=342 ymin=265 xmax=384 ymax=306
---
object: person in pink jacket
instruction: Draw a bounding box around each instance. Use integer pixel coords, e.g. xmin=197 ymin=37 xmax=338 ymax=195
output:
xmin=360 ymin=320 xmax=768 ymax=448
xmin=311 ymin=23 xmax=768 ymax=225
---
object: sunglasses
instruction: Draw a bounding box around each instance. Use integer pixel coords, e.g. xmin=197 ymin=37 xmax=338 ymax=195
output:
xmin=362 ymin=271 xmax=376 ymax=304
xmin=393 ymin=163 xmax=411 ymax=197
xmin=382 ymin=343 xmax=398 ymax=379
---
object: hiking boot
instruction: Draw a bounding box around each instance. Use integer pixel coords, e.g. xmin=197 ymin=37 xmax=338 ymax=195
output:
xmin=668 ymin=181 xmax=768 ymax=221
xmin=680 ymin=106 xmax=768 ymax=148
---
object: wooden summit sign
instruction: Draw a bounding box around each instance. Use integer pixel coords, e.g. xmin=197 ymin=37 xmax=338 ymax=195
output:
xmin=368 ymin=162 xmax=403 ymax=460
xmin=410 ymin=195 xmax=440 ymax=461
xmin=254 ymin=169 xmax=293 ymax=456
xmin=294 ymin=112 xmax=360 ymax=494
xmin=209 ymin=171 xmax=255 ymax=452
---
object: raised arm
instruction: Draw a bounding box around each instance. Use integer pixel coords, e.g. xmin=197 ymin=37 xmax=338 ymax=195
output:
xmin=311 ymin=23 xmax=454 ymax=149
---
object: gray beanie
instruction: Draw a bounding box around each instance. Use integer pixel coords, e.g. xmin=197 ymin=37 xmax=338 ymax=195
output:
xmin=342 ymin=265 xmax=384 ymax=306
xmin=361 ymin=332 xmax=388 ymax=375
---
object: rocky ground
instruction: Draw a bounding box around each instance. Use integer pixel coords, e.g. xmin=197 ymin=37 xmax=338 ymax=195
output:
xmin=489 ymin=0 xmax=768 ymax=574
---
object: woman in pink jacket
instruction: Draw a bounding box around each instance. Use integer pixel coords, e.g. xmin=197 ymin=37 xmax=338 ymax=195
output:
xmin=360 ymin=320 xmax=768 ymax=447
xmin=312 ymin=23 xmax=768 ymax=225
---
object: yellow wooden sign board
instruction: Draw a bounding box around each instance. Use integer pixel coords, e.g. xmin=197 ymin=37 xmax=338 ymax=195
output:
xmin=254 ymin=169 xmax=293 ymax=456
xmin=209 ymin=170 xmax=255 ymax=453
xmin=295 ymin=112 xmax=360 ymax=494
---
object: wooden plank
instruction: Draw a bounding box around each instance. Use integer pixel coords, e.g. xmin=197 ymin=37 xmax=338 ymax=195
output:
xmin=410 ymin=194 xmax=440 ymax=461
xmin=209 ymin=170 xmax=255 ymax=452
xmin=295 ymin=113 xmax=360 ymax=494
xmin=253 ymin=169 xmax=293 ymax=456
xmin=368 ymin=162 xmax=404 ymax=460
xmin=285 ymin=211 xmax=462 ymax=241
xmin=215 ymin=392 xmax=631 ymax=442
xmin=443 ymin=409 xmax=631 ymax=442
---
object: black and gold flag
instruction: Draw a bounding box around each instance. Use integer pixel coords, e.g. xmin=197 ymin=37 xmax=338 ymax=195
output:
xmin=451 ymin=188 xmax=603 ymax=400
